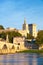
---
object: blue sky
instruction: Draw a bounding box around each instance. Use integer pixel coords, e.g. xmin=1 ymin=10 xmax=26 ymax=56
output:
xmin=0 ymin=0 xmax=43 ymax=30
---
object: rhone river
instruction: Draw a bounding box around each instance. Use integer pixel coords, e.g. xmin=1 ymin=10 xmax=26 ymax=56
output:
xmin=0 ymin=53 xmax=43 ymax=65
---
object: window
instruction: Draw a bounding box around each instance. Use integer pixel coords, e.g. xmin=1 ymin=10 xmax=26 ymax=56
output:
xmin=18 ymin=43 xmax=20 ymax=45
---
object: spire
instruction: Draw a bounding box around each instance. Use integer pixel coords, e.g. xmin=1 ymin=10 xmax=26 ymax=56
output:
xmin=24 ymin=18 xmax=26 ymax=24
xmin=6 ymin=34 xmax=9 ymax=43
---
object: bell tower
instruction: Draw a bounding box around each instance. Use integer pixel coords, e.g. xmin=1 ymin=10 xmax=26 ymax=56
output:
xmin=22 ymin=18 xmax=29 ymax=33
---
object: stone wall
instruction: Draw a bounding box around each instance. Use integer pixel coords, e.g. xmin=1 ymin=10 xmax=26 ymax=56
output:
xmin=13 ymin=37 xmax=27 ymax=51
xmin=0 ymin=49 xmax=16 ymax=54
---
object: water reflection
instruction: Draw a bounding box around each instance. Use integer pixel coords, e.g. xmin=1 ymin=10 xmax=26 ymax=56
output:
xmin=0 ymin=53 xmax=43 ymax=65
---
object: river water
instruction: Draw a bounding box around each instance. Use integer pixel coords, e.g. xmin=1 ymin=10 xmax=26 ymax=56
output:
xmin=0 ymin=53 xmax=43 ymax=65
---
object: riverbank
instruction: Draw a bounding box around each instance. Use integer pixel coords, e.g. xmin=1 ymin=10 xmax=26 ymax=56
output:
xmin=18 ymin=49 xmax=43 ymax=53
xmin=0 ymin=49 xmax=43 ymax=55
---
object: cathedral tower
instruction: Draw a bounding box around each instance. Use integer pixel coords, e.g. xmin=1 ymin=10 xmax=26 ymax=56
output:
xmin=28 ymin=24 xmax=37 ymax=38
xmin=22 ymin=18 xmax=29 ymax=33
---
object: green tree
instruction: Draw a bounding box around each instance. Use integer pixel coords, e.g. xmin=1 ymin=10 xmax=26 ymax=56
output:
xmin=0 ymin=32 xmax=6 ymax=40
xmin=36 ymin=30 xmax=43 ymax=45
xmin=6 ymin=31 xmax=22 ymax=43
xmin=0 ymin=31 xmax=22 ymax=43
xmin=0 ymin=25 xmax=4 ymax=29
xmin=27 ymin=33 xmax=34 ymax=39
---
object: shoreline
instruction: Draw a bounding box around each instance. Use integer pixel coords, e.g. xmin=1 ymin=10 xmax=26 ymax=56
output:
xmin=0 ymin=49 xmax=43 ymax=55
xmin=17 ymin=49 xmax=43 ymax=53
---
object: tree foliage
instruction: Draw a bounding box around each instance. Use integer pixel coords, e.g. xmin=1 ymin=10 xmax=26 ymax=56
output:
xmin=0 ymin=31 xmax=22 ymax=43
xmin=7 ymin=31 xmax=22 ymax=43
xmin=0 ymin=32 xmax=6 ymax=40
xmin=0 ymin=25 xmax=4 ymax=29
xmin=27 ymin=33 xmax=34 ymax=39
xmin=36 ymin=30 xmax=43 ymax=45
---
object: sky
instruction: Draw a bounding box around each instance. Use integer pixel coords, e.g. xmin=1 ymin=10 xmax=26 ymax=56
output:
xmin=0 ymin=0 xmax=43 ymax=30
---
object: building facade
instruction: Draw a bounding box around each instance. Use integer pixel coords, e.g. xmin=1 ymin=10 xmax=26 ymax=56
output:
xmin=22 ymin=19 xmax=29 ymax=33
xmin=13 ymin=37 xmax=27 ymax=51
xmin=22 ymin=19 xmax=37 ymax=38
xmin=28 ymin=24 xmax=37 ymax=37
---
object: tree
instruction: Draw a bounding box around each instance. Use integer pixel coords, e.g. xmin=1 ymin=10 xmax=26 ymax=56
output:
xmin=0 ymin=31 xmax=22 ymax=43
xmin=0 ymin=25 xmax=4 ymax=29
xmin=35 ymin=30 xmax=43 ymax=45
xmin=27 ymin=33 xmax=34 ymax=39
xmin=6 ymin=31 xmax=22 ymax=43
xmin=0 ymin=32 xmax=6 ymax=40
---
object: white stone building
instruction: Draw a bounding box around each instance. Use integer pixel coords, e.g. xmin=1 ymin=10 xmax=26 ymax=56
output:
xmin=19 ymin=19 xmax=37 ymax=38
xmin=28 ymin=24 xmax=37 ymax=37
xmin=13 ymin=37 xmax=27 ymax=51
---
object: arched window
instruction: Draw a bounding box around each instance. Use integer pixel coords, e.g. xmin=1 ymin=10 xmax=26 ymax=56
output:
xmin=18 ymin=43 xmax=20 ymax=45
xmin=2 ymin=44 xmax=7 ymax=49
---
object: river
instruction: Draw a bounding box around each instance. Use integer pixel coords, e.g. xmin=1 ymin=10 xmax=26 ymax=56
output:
xmin=0 ymin=53 xmax=43 ymax=65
